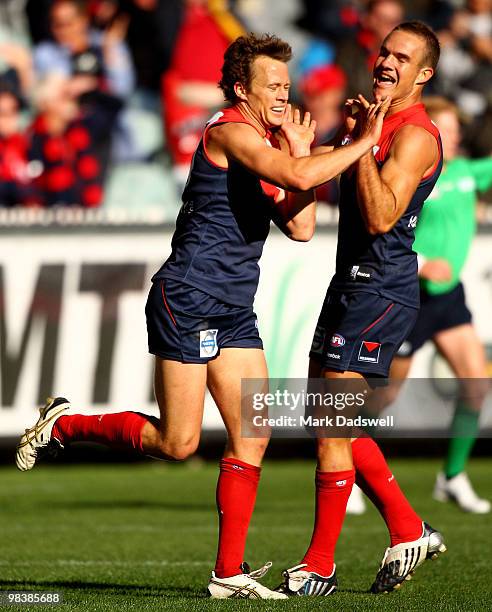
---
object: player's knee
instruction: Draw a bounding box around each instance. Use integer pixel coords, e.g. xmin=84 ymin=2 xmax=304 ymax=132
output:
xmin=317 ymin=437 xmax=351 ymax=451
xmin=158 ymin=437 xmax=199 ymax=462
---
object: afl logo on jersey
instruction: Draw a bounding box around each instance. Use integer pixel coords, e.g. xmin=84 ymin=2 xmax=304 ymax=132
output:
xmin=330 ymin=333 xmax=346 ymax=348
xmin=200 ymin=329 xmax=219 ymax=358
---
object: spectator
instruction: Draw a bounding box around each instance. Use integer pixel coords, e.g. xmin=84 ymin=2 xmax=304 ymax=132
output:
xmin=33 ymin=0 xmax=135 ymax=100
xmin=119 ymin=0 xmax=183 ymax=96
xmin=162 ymin=0 xmax=244 ymax=190
xmin=0 ymin=88 xmax=32 ymax=207
xmin=335 ymin=0 xmax=405 ymax=97
xmin=299 ymin=64 xmax=347 ymax=204
xmin=295 ymin=0 xmax=360 ymax=42
xmin=28 ymin=73 xmax=121 ymax=207
xmin=299 ymin=64 xmax=347 ymax=144
xmin=0 ymin=43 xmax=33 ymax=98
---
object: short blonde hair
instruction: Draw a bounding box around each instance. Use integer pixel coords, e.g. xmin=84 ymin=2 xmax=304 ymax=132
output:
xmin=424 ymin=96 xmax=459 ymax=120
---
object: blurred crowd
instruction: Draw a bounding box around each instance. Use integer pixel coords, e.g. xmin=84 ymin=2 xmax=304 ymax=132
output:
xmin=0 ymin=0 xmax=490 ymax=209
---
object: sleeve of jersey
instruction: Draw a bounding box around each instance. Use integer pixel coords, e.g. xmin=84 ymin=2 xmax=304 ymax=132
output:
xmin=467 ymin=157 xmax=492 ymax=193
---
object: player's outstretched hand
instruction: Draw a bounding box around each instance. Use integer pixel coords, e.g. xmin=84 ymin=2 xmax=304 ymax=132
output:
xmin=278 ymin=104 xmax=317 ymax=157
xmin=356 ymin=95 xmax=391 ymax=147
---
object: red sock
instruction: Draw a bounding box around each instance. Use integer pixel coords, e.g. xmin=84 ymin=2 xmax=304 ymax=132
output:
xmin=214 ymin=458 xmax=261 ymax=578
xmin=352 ymin=437 xmax=422 ymax=545
xmin=301 ymin=469 xmax=355 ymax=576
xmin=52 ymin=412 xmax=148 ymax=453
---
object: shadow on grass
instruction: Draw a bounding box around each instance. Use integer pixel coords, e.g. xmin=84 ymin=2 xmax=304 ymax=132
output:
xmin=52 ymin=500 xmax=215 ymax=512
xmin=0 ymin=579 xmax=203 ymax=599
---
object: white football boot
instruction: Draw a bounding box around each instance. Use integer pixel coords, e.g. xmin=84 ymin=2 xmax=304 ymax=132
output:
xmin=433 ymin=472 xmax=491 ymax=514
xmin=371 ymin=522 xmax=446 ymax=593
xmin=207 ymin=562 xmax=287 ymax=599
xmin=16 ymin=397 xmax=71 ymax=471
xmin=275 ymin=563 xmax=337 ymax=596
xmin=346 ymin=484 xmax=367 ymax=515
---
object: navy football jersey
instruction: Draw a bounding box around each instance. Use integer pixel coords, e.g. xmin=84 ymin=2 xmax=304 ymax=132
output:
xmin=330 ymin=103 xmax=443 ymax=308
xmin=153 ymin=106 xmax=284 ymax=307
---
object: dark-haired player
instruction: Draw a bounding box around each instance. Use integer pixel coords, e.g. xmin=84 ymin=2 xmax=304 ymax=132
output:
xmin=16 ymin=33 xmax=387 ymax=599
xmin=277 ymin=22 xmax=447 ymax=597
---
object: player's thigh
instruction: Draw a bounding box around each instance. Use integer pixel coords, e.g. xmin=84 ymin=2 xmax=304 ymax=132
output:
xmin=383 ymin=356 xmax=413 ymax=404
xmin=434 ymin=324 xmax=489 ymax=407
xmin=207 ymin=347 xmax=268 ymax=431
xmin=434 ymin=324 xmax=487 ymax=378
xmin=154 ymin=356 xmax=207 ymax=444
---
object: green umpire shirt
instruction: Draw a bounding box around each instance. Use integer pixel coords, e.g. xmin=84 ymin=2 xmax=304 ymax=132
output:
xmin=413 ymin=156 xmax=492 ymax=295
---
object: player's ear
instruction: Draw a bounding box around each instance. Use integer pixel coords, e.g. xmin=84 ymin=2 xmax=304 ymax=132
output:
xmin=416 ymin=67 xmax=434 ymax=85
xmin=234 ymin=81 xmax=248 ymax=101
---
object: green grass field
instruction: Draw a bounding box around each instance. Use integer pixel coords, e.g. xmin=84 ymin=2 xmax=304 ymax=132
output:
xmin=0 ymin=458 xmax=490 ymax=611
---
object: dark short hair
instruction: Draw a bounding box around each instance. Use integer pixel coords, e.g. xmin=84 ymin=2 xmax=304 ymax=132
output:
xmin=219 ymin=33 xmax=292 ymax=103
xmin=391 ymin=21 xmax=440 ymax=70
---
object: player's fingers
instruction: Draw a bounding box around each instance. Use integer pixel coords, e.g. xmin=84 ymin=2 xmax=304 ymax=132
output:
xmin=380 ymin=96 xmax=392 ymax=113
xmin=282 ymin=103 xmax=290 ymax=123
xmin=303 ymin=111 xmax=311 ymax=127
xmin=294 ymin=107 xmax=301 ymax=124
xmin=367 ymin=102 xmax=380 ymax=120
xmin=310 ymin=118 xmax=317 ymax=134
xmin=357 ymin=94 xmax=371 ymax=109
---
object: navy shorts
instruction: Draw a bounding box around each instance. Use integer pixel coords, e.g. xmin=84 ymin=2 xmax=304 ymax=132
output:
xmin=145 ymin=280 xmax=263 ymax=364
xmin=310 ymin=290 xmax=418 ymax=378
xmin=397 ymin=282 xmax=472 ymax=358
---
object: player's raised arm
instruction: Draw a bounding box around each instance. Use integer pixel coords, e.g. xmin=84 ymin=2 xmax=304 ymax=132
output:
xmin=207 ymin=105 xmax=386 ymax=193
xmin=356 ymin=105 xmax=438 ymax=234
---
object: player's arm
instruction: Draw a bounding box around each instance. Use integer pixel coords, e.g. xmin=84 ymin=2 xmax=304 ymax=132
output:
xmin=272 ymin=186 xmax=316 ymax=242
xmin=206 ymin=109 xmax=386 ymax=192
xmin=356 ymin=124 xmax=438 ymax=235
xmin=271 ymin=108 xmax=316 ymax=241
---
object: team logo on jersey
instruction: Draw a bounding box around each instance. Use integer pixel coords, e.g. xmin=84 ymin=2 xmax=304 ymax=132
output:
xmin=200 ymin=329 xmax=219 ymax=358
xmin=358 ymin=341 xmax=381 ymax=363
xmin=330 ymin=333 xmax=346 ymax=348
xmin=408 ymin=215 xmax=418 ymax=228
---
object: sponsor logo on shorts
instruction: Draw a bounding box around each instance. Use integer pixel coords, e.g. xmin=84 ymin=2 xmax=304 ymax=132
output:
xmin=200 ymin=329 xmax=219 ymax=358
xmin=330 ymin=333 xmax=346 ymax=348
xmin=358 ymin=341 xmax=381 ymax=363
xmin=326 ymin=352 xmax=341 ymax=360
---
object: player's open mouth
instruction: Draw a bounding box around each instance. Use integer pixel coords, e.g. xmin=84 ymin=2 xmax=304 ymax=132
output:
xmin=271 ymin=107 xmax=285 ymax=114
xmin=374 ymin=73 xmax=397 ymax=88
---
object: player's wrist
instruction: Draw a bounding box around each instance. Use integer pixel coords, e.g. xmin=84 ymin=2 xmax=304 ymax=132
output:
xmin=291 ymin=145 xmax=310 ymax=158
